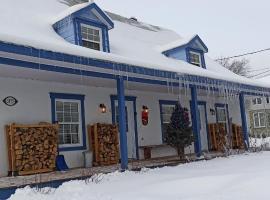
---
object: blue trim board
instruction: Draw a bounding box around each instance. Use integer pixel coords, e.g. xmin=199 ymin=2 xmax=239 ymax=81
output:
xmin=116 ymin=77 xmax=129 ymax=169
xmin=0 ymin=41 xmax=269 ymax=95
xmin=110 ymin=95 xmax=139 ymax=160
xmin=50 ymin=92 xmax=87 ymax=152
xmin=159 ymin=100 xmax=178 ymax=143
xmin=190 ymin=86 xmax=202 ymax=156
xmin=239 ymin=92 xmax=249 ymax=148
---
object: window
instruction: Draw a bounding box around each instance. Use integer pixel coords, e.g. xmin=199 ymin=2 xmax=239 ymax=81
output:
xmin=189 ymin=51 xmax=202 ymax=67
xmin=81 ymin=24 xmax=102 ymax=51
xmin=160 ymin=103 xmax=176 ymax=141
xmin=252 ymin=98 xmax=262 ymax=105
xmin=216 ymin=107 xmax=227 ymax=123
xmin=50 ymin=93 xmax=86 ymax=151
xmin=253 ymin=112 xmax=266 ymax=128
xmin=266 ymin=97 xmax=269 ymax=104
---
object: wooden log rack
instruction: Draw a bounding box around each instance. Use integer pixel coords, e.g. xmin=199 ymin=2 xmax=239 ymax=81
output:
xmin=5 ymin=123 xmax=59 ymax=176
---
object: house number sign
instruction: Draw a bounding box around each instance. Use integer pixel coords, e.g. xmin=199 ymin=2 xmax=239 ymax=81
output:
xmin=3 ymin=96 xmax=18 ymax=107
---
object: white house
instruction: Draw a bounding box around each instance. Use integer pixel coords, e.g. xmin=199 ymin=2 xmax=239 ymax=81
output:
xmin=0 ymin=0 xmax=269 ymax=177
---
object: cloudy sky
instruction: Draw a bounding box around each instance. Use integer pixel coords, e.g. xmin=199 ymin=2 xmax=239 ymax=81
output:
xmin=95 ymin=0 xmax=270 ymax=75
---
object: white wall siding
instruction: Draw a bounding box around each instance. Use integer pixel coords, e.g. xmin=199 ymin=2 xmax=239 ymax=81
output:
xmin=0 ymin=77 xmax=243 ymax=176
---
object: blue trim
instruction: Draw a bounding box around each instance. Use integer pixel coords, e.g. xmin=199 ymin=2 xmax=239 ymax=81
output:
xmin=159 ymin=100 xmax=178 ymax=143
xmin=50 ymin=92 xmax=86 ymax=152
xmin=0 ymin=41 xmax=270 ymax=95
xmin=116 ymin=77 xmax=128 ymax=169
xmin=186 ymin=47 xmax=206 ymax=69
xmin=197 ymin=101 xmax=210 ymax=150
xmin=110 ymin=95 xmax=139 ymax=160
xmin=239 ymin=92 xmax=249 ymax=149
xmin=54 ymin=3 xmax=114 ymax=30
xmin=190 ymin=86 xmax=202 ymax=156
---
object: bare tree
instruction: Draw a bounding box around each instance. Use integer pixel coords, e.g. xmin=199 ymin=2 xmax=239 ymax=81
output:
xmin=58 ymin=0 xmax=89 ymax=6
xmin=217 ymin=58 xmax=250 ymax=77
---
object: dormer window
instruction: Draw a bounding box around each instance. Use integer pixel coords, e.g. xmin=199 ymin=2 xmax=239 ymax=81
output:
xmin=81 ymin=24 xmax=102 ymax=51
xmin=189 ymin=51 xmax=202 ymax=67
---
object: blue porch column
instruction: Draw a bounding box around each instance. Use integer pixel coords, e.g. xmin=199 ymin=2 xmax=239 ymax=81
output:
xmin=116 ymin=76 xmax=128 ymax=170
xmin=190 ymin=86 xmax=202 ymax=156
xmin=239 ymin=92 xmax=249 ymax=149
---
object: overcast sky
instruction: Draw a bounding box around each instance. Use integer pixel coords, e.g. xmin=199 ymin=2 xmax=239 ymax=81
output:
xmin=95 ymin=0 xmax=270 ymax=72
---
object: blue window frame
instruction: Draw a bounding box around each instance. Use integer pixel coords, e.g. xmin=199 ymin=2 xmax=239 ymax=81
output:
xmin=50 ymin=92 xmax=86 ymax=151
xmin=74 ymin=18 xmax=110 ymax=53
xmin=159 ymin=100 xmax=178 ymax=143
xmin=186 ymin=47 xmax=206 ymax=69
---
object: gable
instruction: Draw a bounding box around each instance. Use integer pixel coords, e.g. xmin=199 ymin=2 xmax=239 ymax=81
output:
xmin=161 ymin=35 xmax=208 ymax=55
xmin=53 ymin=3 xmax=114 ymax=30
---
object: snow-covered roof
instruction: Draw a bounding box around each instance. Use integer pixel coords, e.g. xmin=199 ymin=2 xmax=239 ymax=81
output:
xmin=157 ymin=34 xmax=208 ymax=53
xmin=0 ymin=0 xmax=269 ymax=89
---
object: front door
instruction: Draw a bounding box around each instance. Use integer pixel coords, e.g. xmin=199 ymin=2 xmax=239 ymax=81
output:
xmin=198 ymin=104 xmax=209 ymax=151
xmin=114 ymin=100 xmax=137 ymax=159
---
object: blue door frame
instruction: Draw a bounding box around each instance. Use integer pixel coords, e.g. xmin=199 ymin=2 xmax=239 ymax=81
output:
xmin=110 ymin=95 xmax=139 ymax=160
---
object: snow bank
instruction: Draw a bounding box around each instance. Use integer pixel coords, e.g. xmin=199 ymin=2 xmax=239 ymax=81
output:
xmin=9 ymin=152 xmax=270 ymax=200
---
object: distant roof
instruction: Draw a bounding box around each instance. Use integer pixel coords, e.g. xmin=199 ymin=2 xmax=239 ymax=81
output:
xmin=0 ymin=0 xmax=267 ymax=88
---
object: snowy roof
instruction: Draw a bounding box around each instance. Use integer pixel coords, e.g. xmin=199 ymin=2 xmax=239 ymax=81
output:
xmin=157 ymin=34 xmax=208 ymax=53
xmin=0 ymin=0 xmax=268 ymax=89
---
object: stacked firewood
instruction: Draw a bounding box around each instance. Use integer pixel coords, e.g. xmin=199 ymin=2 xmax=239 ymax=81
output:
xmin=232 ymin=124 xmax=245 ymax=149
xmin=6 ymin=123 xmax=58 ymax=176
xmin=208 ymin=123 xmax=227 ymax=152
xmin=88 ymin=123 xmax=119 ymax=166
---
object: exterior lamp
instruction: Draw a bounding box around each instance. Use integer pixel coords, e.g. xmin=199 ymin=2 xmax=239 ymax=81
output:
xmin=99 ymin=104 xmax=107 ymax=113
xmin=210 ymin=108 xmax=216 ymax=115
xmin=142 ymin=106 xmax=149 ymax=126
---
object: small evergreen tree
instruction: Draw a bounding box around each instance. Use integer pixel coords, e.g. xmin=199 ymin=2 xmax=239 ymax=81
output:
xmin=165 ymin=103 xmax=194 ymax=159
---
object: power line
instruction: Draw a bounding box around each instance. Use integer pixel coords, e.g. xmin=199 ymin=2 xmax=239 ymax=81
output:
xmin=215 ymin=48 xmax=270 ymax=61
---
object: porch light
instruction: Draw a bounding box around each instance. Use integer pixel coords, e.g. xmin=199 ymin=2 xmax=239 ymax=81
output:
xmin=99 ymin=104 xmax=107 ymax=113
xmin=210 ymin=108 xmax=215 ymax=115
xmin=142 ymin=105 xmax=149 ymax=113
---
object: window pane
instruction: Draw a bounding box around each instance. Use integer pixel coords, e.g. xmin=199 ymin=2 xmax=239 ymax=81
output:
xmin=217 ymin=108 xmax=226 ymax=122
xmin=56 ymin=112 xmax=64 ymax=122
xmin=257 ymin=98 xmax=262 ymax=104
xmin=80 ymin=25 xmax=101 ymax=51
xmin=254 ymin=113 xmax=259 ymax=127
xmin=64 ymin=134 xmax=71 ymax=144
xmin=71 ymin=124 xmax=79 ymax=133
xmin=56 ymin=100 xmax=81 ymax=146
xmin=71 ymin=134 xmax=79 ymax=144
xmin=161 ymin=104 xmax=176 ymax=141
xmin=56 ymin=101 xmax=63 ymax=111
xmin=58 ymin=134 xmax=64 ymax=145
xmin=259 ymin=113 xmax=265 ymax=126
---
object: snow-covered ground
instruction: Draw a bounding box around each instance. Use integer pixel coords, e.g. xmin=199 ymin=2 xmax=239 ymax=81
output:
xmin=9 ymin=152 xmax=270 ymax=200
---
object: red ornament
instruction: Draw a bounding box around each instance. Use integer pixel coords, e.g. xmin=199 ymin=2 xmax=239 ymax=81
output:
xmin=142 ymin=106 xmax=149 ymax=126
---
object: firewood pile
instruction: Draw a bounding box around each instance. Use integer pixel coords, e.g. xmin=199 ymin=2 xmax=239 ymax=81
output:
xmin=208 ymin=123 xmax=227 ymax=152
xmin=6 ymin=123 xmax=58 ymax=176
xmin=232 ymin=124 xmax=245 ymax=149
xmin=208 ymin=123 xmax=244 ymax=152
xmin=88 ymin=123 xmax=119 ymax=166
